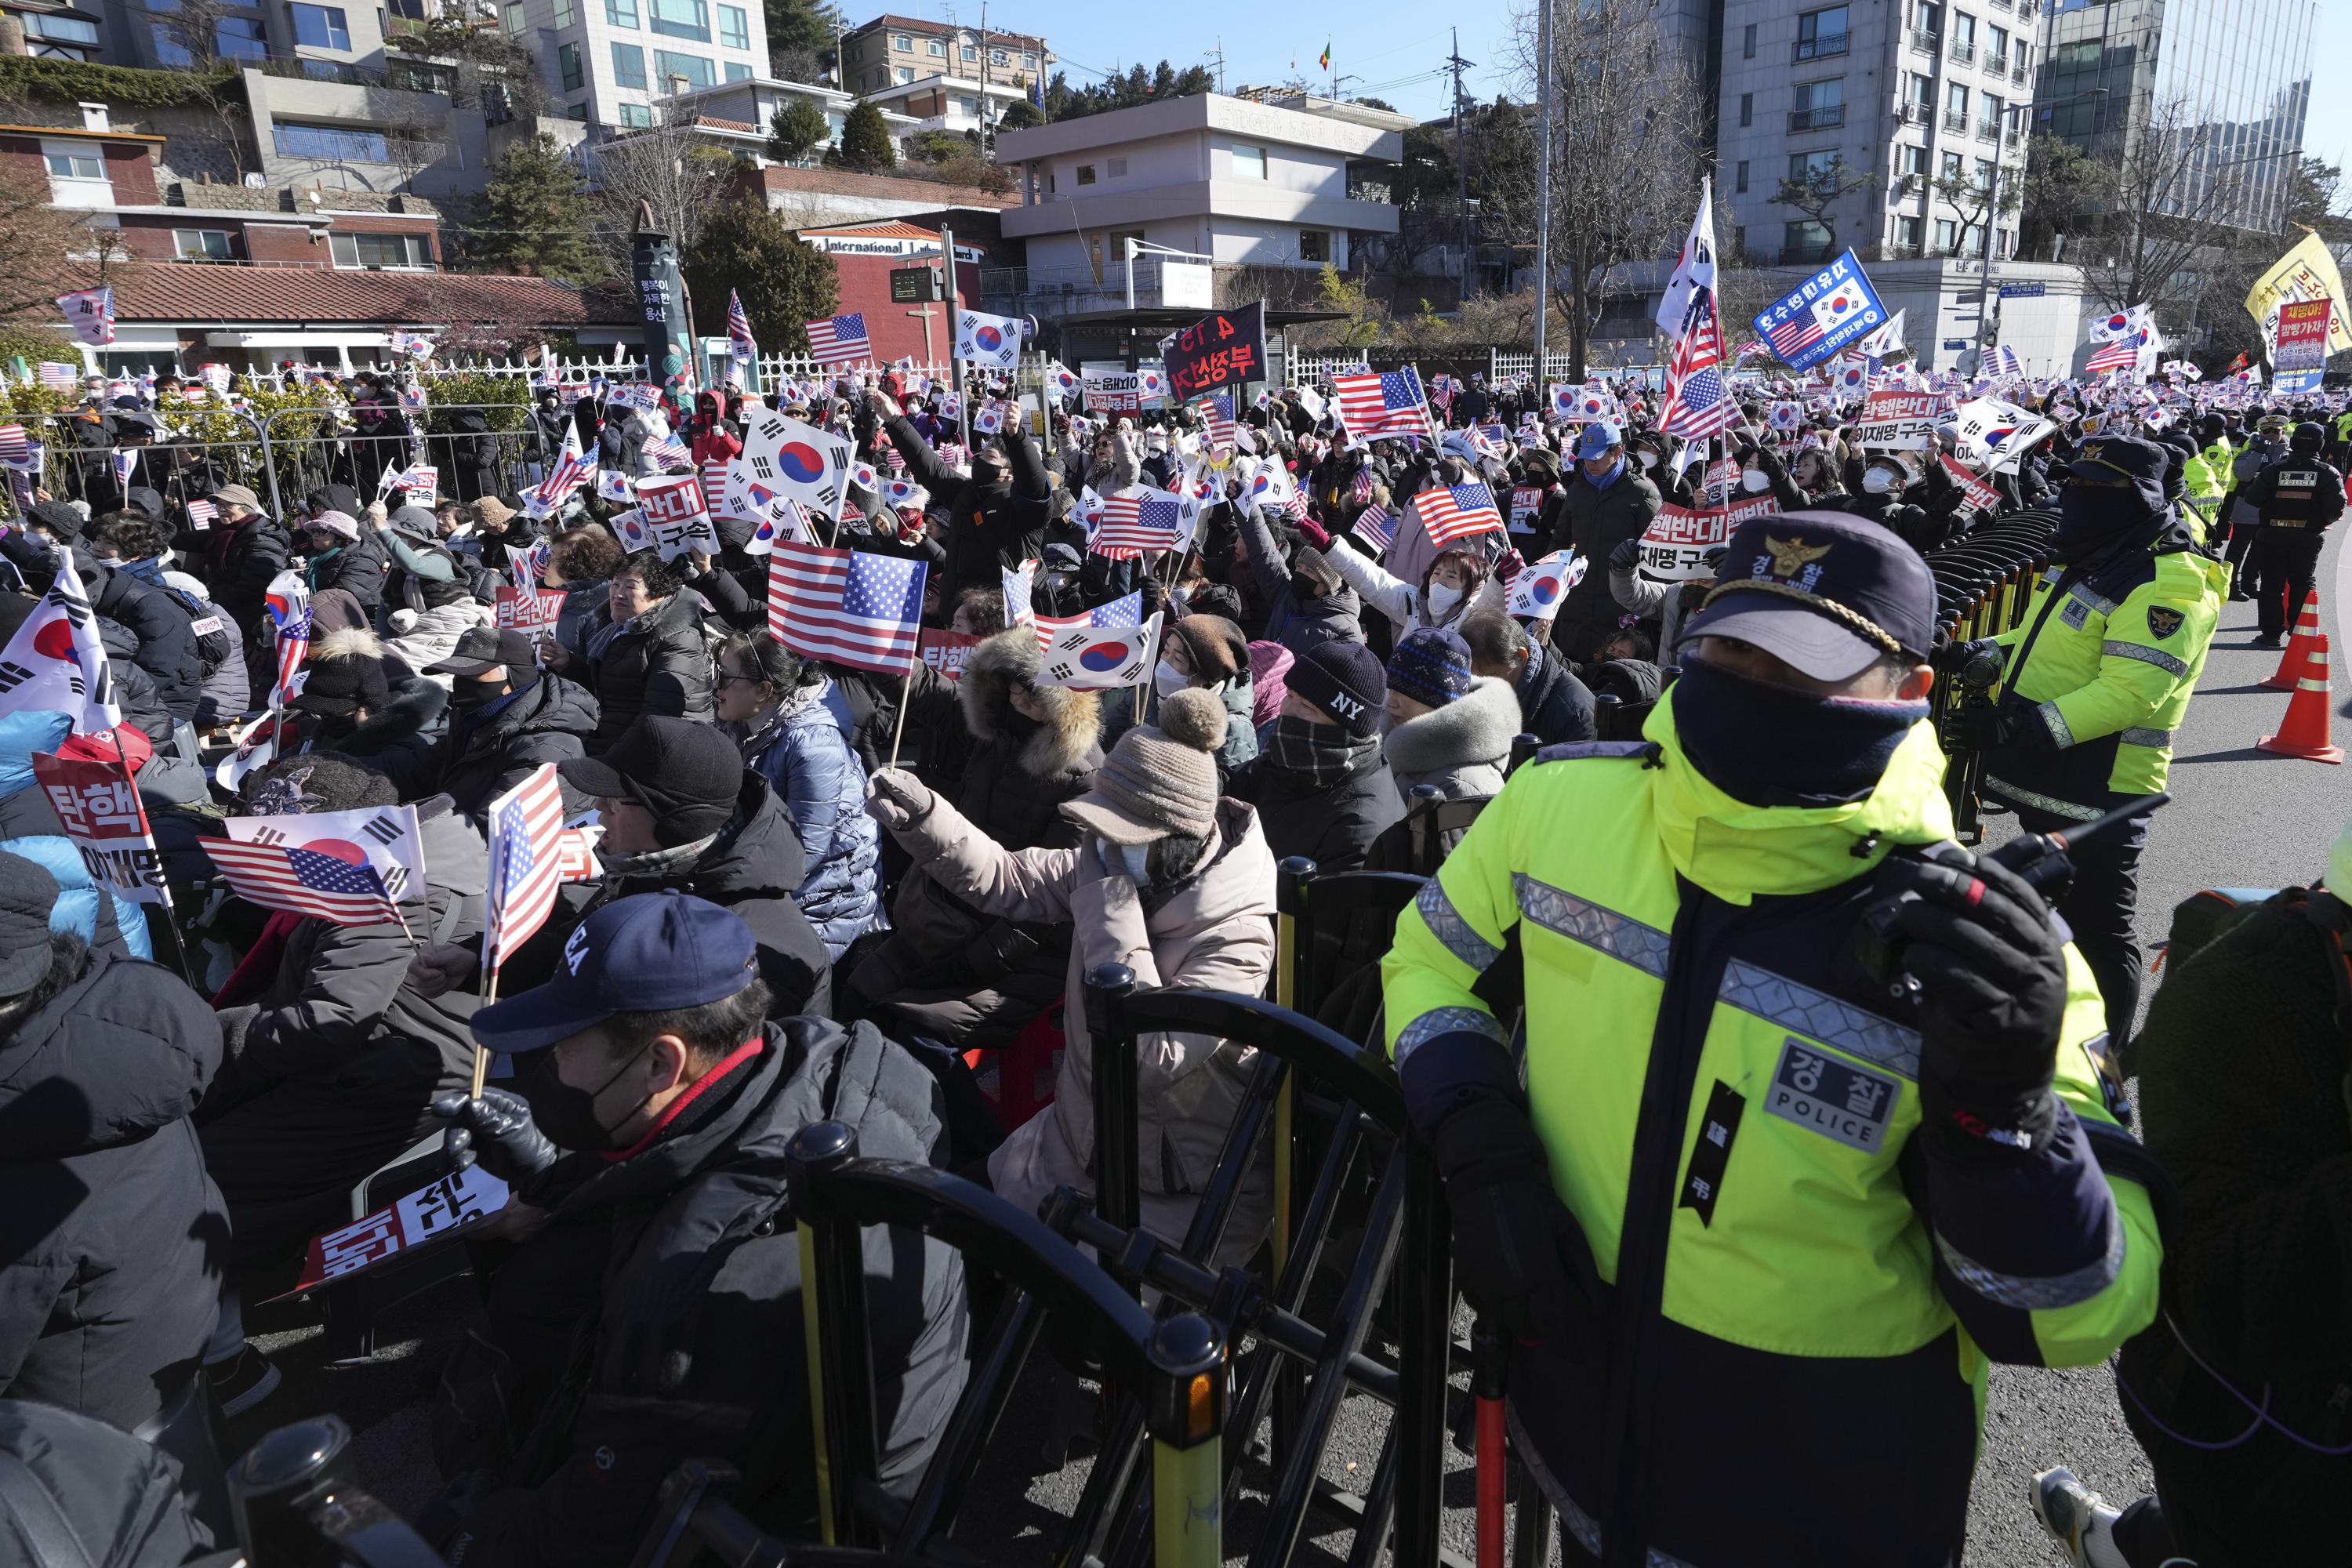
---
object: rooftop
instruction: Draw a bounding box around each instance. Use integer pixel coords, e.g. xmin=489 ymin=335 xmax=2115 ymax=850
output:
xmin=50 ymin=263 xmax=630 ymax=326
xmin=844 ymin=13 xmax=1047 ymax=49
xmin=996 ymin=93 xmax=1407 ymax=163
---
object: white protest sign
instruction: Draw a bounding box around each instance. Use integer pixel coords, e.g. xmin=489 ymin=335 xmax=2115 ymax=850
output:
xmin=635 ymin=474 xmax=720 ymax=561
xmin=1855 ymin=389 xmax=1942 ymax=452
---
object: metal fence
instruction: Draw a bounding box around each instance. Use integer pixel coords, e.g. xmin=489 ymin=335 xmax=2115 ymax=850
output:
xmin=1287 ymin=349 xmax=1668 ymax=390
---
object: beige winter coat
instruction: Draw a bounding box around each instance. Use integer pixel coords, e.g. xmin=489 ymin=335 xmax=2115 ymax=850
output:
xmin=884 ymin=793 xmax=1279 ymax=1263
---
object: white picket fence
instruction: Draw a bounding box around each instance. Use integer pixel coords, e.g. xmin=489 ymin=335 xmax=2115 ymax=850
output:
xmin=40 ymin=350 xmax=973 ymax=399
xmin=1287 ymin=349 xmax=1666 ymax=390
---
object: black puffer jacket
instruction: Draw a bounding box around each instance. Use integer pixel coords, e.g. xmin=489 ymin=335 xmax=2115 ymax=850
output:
xmin=306 ymin=532 xmax=390 ymax=614
xmin=0 ymin=941 xmax=227 ymax=1432
xmin=577 ymin=591 xmax=714 ymax=750
xmin=193 ymin=510 xmax=293 ymax=637
xmin=1230 ymin=737 xmax=1403 ymax=876
xmin=0 ymin=1399 xmax=216 ymax=1566
xmin=437 ymin=1018 xmax=967 ymax=1564
xmin=375 ymin=673 xmax=602 ymax=825
xmin=89 ymin=562 xmax=200 ymax=724
xmin=880 ymin=412 xmax=1053 ymax=598
xmin=845 ymin=626 xmax=1102 ymax=1047
xmin=1512 ymin=641 xmax=1598 ymax=748
xmin=1552 ymin=465 xmax=1664 ymax=662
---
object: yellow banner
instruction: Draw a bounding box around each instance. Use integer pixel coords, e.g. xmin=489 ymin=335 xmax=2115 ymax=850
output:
xmin=2244 ymin=230 xmax=2352 ymax=356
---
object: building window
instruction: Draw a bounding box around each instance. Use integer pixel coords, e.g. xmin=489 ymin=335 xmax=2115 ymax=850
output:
xmin=611 ymin=41 xmax=644 ymax=86
xmin=718 ymin=4 xmax=746 ymax=49
xmin=956 ymin=94 xmax=978 ymax=114
xmin=653 ymin=48 xmax=713 ymax=89
xmin=557 ymin=42 xmax=582 ymax=89
xmin=1933 ymin=216 xmax=1958 ymax=253
xmin=274 ymin=121 xmax=392 ymax=161
xmin=894 ymin=64 xmax=911 ymax=82
xmin=1784 ymin=220 xmax=1832 ymax=262
xmin=567 ymin=101 xmax=587 ymax=119
xmin=1230 ymin=143 xmax=1265 ymax=179
xmin=1075 ymin=162 xmax=1095 ymax=185
xmin=927 ymin=38 xmax=942 ymax=55
xmin=1738 ymin=93 xmax=1751 ymax=129
xmin=1941 ymin=151 xmax=1963 ymax=182
xmin=960 ymin=42 xmax=975 ymax=60
xmin=387 ymin=56 xmax=456 ymax=93
xmin=1894 ymin=214 xmax=1922 ymax=252
xmin=620 ymin=102 xmax=653 ymax=125
xmin=1914 ymin=1 xmax=1940 ymax=35
xmin=554 ymin=0 xmax=575 ymax=27
xmin=44 ymin=147 xmax=103 ymax=180
xmin=1974 ymin=156 xmax=1997 ymax=190
xmin=1950 ymin=9 xmax=1974 ymax=57
xmin=1107 ymin=155 xmax=1126 ymax=177
xmin=1789 ymin=78 xmax=1842 ymax=131
xmin=290 ymin=3 xmax=350 ymax=49
xmin=501 ymin=1 xmax=523 ymax=32
xmin=1741 ymin=23 xmax=1755 ymax=59
xmin=1795 ymin=6 xmax=1848 ymax=60
xmin=892 ymin=31 xmax=908 ymax=49
xmin=607 ymin=0 xmax=637 ymax=24
xmin=1022 ymin=52 xmax=1034 ymax=69
xmin=1298 ymin=228 xmax=1329 ymax=262
xmin=330 ymin=231 xmax=430 ymax=269
xmin=1995 ymin=227 xmax=2013 ymax=260
xmin=1944 ymin=80 xmax=1968 ymax=129
xmin=24 ymin=12 xmax=100 ymax=44
xmin=1981 ymin=91 xmax=2005 ymax=139
xmin=1987 ymin=24 xmax=2009 ymax=69
xmin=724 ymin=60 xmax=749 ymax=80
xmin=216 ymin=16 xmax=266 ymax=59
xmin=1907 ymin=72 xmax=1933 ymax=114
xmin=989 ymin=48 xmax=1007 ymax=67
xmin=1787 ymin=147 xmax=1840 ymax=190
xmin=1733 ymin=159 xmax=1748 ymax=194
xmin=174 ymin=228 xmax=233 ymax=260
xmin=1896 ymin=143 xmax=1926 ymax=179
xmin=384 ymin=0 xmax=427 ymax=28
xmin=648 ymin=0 xmax=706 ymax=42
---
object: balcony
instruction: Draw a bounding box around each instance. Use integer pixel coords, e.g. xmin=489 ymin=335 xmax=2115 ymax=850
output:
xmin=2005 ymin=127 xmax=2021 ymax=148
xmin=1943 ymin=110 xmax=1969 ymax=132
xmin=1789 ymin=105 xmax=1845 ymax=132
xmin=1909 ymin=29 xmax=1940 ymax=55
xmin=1777 ymin=242 xmax=1837 ymax=267
xmin=1949 ymin=42 xmax=1975 ymax=65
xmin=2013 ymin=64 xmax=2029 ymax=85
xmin=1985 ymin=52 xmax=2009 ymax=75
xmin=1793 ymin=33 xmax=1849 ymax=62
xmin=1977 ymin=118 xmax=2002 ymax=140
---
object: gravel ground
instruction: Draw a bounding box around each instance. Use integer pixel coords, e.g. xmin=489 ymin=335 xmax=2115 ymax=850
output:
xmin=234 ymin=532 xmax=2347 ymax=1566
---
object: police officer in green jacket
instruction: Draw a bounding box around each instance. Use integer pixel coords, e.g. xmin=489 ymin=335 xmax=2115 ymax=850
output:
xmin=1955 ymin=434 xmax=2226 ymax=1053
xmin=2179 ymin=415 xmax=2230 ymax=545
xmin=1384 ymin=511 xmax=2161 ymax=1568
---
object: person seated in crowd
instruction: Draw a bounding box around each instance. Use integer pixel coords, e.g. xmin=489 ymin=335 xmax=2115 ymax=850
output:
xmin=426 ymin=894 xmax=967 ymax=1563
xmin=361 ymin=627 xmax=601 ymax=826
xmin=841 ymin=625 xmax=1101 ymax=1055
xmin=1149 ymin=613 xmax=1258 ymax=784
xmin=1461 ymin=610 xmax=1595 ymax=747
xmin=295 ymin=509 xmax=387 ymax=614
xmin=542 ymin=550 xmax=714 ymax=752
xmin=536 ymin=524 xmax=625 ymax=661
xmin=716 ymin=633 xmax=883 ymax=964
xmin=1380 ymin=626 xmax=1520 ymax=805
xmin=285 ymin=625 xmax=448 ymax=766
xmin=0 ymin=850 xmax=228 ymax=1433
xmin=866 ymin=688 xmax=1278 ymax=1265
xmin=1229 ymin=637 xmax=1401 ymax=875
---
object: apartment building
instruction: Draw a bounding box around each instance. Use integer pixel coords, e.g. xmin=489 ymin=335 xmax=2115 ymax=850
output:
xmin=496 ymin=0 xmax=767 ymax=132
xmin=839 ymin=13 xmax=1047 ymax=140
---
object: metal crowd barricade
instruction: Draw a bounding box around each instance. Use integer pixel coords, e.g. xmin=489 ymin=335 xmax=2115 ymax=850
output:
xmin=261 ymin=403 xmax=543 ymax=512
xmin=1922 ymin=509 xmax=2059 ymax=840
xmin=782 ymin=1120 xmax=1229 ymax=1568
xmin=1069 ymin=942 xmax=1454 ymax=1568
xmin=31 ymin=415 xmax=285 ymax=524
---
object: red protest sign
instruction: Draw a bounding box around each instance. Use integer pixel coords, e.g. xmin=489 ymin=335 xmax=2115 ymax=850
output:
xmin=31 ymin=749 xmax=169 ymax=905
xmin=495 ymin=585 xmax=567 ymax=633
xmin=2274 ymin=299 xmax=2333 ymax=372
xmin=278 ymin=1164 xmax=509 ymax=1298
xmin=919 ymin=626 xmax=980 ymax=681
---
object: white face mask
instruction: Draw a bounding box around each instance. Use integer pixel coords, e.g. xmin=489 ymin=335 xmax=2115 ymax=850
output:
xmin=1152 ymin=660 xmax=1190 ymax=699
xmin=1740 ymin=469 xmax=1770 ymax=493
xmin=1635 ymin=450 xmax=1659 ymax=470
xmin=1425 ymin=583 xmax=1465 ymax=620
xmin=1862 ymin=466 xmax=1898 ymax=495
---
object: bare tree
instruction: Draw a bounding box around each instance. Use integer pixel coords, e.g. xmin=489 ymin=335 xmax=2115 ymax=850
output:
xmin=2077 ymin=96 xmax=2256 ymax=313
xmin=153 ymin=0 xmax=234 ymax=70
xmin=1773 ymin=154 xmax=1875 ymax=261
xmin=1507 ymin=0 xmax=1711 ymax=379
xmin=1930 ymin=162 xmax=2021 ymax=260
xmin=586 ymin=105 xmax=743 ymax=278
xmin=0 ymin=164 xmax=129 ymax=317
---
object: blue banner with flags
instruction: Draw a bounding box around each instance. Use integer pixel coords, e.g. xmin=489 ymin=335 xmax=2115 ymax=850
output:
xmin=1751 ymin=250 xmax=1889 ymax=372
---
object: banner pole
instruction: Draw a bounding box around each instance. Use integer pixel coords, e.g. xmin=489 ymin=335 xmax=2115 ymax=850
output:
xmin=106 ymin=725 xmax=195 ymax=983
xmin=887 ymin=662 xmax=914 ymax=771
xmin=469 ymin=964 xmax=501 ymax=1099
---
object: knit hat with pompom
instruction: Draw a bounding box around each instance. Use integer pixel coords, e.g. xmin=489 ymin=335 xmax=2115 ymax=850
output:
xmin=1060 ymin=686 xmax=1228 ymax=845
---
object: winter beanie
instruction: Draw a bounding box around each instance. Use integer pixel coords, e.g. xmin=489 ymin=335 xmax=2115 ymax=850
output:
xmin=1060 ymin=687 xmax=1226 ymax=846
xmin=1286 ymin=637 xmax=1386 ymax=739
xmin=1385 ymin=626 xmax=1475 ymax=710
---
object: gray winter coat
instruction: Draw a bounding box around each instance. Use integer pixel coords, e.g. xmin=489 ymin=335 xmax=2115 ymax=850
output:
xmin=1383 ymin=676 xmax=1520 ymax=803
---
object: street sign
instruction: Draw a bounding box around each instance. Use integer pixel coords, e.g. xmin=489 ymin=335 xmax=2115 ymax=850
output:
xmin=890 ymin=266 xmax=938 ymax=303
xmin=1998 ymin=281 xmax=2046 ymax=299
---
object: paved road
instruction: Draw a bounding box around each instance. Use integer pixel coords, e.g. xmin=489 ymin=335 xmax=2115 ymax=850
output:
xmin=239 ymin=528 xmax=2350 ymax=1566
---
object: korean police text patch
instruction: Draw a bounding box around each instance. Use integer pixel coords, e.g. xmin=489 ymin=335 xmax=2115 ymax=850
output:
xmin=1763 ymin=1037 xmax=1900 ymax=1155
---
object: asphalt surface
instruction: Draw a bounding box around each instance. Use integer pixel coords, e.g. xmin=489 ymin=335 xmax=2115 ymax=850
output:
xmin=234 ymin=528 xmax=2351 ymax=1566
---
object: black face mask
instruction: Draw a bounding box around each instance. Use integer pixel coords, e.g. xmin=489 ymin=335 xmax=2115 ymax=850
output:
xmin=2056 ymin=483 xmax=2165 ymax=564
xmin=1671 ymin=655 xmax=1927 ymax=809
xmin=449 ymin=675 xmax=510 ymax=711
xmin=517 ymin=1040 xmax=655 ymax=1152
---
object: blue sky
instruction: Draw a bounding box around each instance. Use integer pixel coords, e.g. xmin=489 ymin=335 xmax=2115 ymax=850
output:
xmin=2303 ymin=3 xmax=2352 ymax=181
xmin=870 ymin=0 xmax=1519 ymax=121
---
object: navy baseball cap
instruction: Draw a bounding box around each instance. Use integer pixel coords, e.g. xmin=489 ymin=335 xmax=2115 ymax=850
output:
xmin=2065 ymin=434 xmax=2167 ymax=514
xmin=470 ymin=891 xmax=757 ymax=1053
xmin=1677 ymin=510 xmax=1936 ymax=682
xmin=1575 ymin=421 xmax=1623 ymax=459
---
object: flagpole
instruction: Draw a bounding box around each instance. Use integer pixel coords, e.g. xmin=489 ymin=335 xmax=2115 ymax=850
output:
xmin=469 ymin=967 xmax=500 ymax=1099
xmin=887 ymin=662 xmax=914 ymax=770
xmin=105 ymin=724 xmax=195 ymax=984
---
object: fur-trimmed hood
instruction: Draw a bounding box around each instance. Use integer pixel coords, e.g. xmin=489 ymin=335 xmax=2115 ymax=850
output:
xmin=957 ymin=626 xmax=1102 ymax=780
xmin=1382 ymin=675 xmax=1521 ymax=776
xmin=313 ymin=625 xmax=383 ymax=662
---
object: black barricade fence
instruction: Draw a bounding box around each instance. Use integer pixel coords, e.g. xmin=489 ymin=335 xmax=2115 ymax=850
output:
xmin=1922 ymin=508 xmax=2060 ymax=840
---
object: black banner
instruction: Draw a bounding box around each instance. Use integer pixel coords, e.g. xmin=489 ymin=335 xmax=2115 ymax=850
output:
xmin=1161 ymin=301 xmax=1268 ymax=402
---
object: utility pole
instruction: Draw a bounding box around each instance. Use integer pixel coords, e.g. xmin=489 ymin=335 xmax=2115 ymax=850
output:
xmin=1207 ymin=37 xmax=1225 ymax=96
xmin=1447 ymin=27 xmax=1474 ymax=303
xmin=978 ymin=0 xmax=992 ymax=160
xmin=1532 ymin=0 xmax=1552 ymax=378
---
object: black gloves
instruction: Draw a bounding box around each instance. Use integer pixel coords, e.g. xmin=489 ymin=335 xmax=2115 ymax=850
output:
xmin=1929 ymin=636 xmax=2005 ymax=679
xmin=1878 ymin=848 xmax=2071 ymax=1156
xmin=1427 ymin=1094 xmax=1604 ymax=1347
xmin=1609 ymin=535 xmax=1645 ymax=570
xmin=432 ymin=1089 xmax=559 ymax=1190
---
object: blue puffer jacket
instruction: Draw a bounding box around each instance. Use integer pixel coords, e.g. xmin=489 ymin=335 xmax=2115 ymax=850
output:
xmin=0 ymin=710 xmax=154 ymax=960
xmin=742 ymin=681 xmax=884 ymax=960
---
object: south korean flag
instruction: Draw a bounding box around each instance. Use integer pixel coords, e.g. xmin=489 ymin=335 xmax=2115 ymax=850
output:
xmin=1036 ymin=612 xmax=1162 ymax=693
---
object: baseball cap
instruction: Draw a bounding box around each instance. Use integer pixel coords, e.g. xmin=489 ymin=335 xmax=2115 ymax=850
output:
xmin=557 ymin=716 xmax=743 ymax=848
xmin=426 ymin=626 xmax=536 ymax=677
xmin=2065 ymin=434 xmax=2168 ymax=514
xmin=1677 ymin=510 xmax=1936 ymax=683
xmin=470 ymin=891 xmax=757 ymax=1053
xmin=1575 ymin=421 xmax=1624 ymax=460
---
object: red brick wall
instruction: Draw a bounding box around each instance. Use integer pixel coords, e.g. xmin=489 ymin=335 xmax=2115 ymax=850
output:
xmin=0 ymin=136 xmax=45 ymax=189
xmin=830 ymin=250 xmax=985 ymax=364
xmin=101 ymin=142 xmax=156 ymax=206
xmin=243 ymin=223 xmax=328 ymax=265
xmin=114 ymin=215 xmax=185 ymax=261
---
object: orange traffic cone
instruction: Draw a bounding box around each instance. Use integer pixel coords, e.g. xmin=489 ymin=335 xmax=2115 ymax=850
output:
xmin=2258 ymin=631 xmax=2344 ymax=764
xmin=2263 ymin=590 xmax=2323 ymax=690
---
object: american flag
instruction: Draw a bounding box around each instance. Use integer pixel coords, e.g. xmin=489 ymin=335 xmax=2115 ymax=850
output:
xmin=0 ymin=425 xmax=26 ymax=463
xmin=528 ymin=430 xmax=592 ymax=515
xmin=1660 ymin=291 xmax=1741 ymax=438
xmin=266 ymin=572 xmax=310 ymax=704
xmin=1765 ymin=312 xmax=1826 ymax=361
xmin=187 ymin=498 xmax=217 ymax=529
xmin=1196 ymin=394 xmax=1236 ymax=449
xmin=701 ymin=456 xmax=728 ymax=514
xmin=1415 ymin=482 xmax=1504 ymax=546
xmin=727 ymin=289 xmax=757 ymax=361
xmin=1332 ymin=368 xmax=1429 ymax=438
xmin=1002 ymin=558 xmax=1035 ymax=625
xmin=484 ymin=764 xmax=568 ymax=973
xmin=36 ymin=362 xmax=78 ymax=393
xmin=804 ymin=313 xmax=873 ymax=367
xmin=1034 ymin=590 xmax=1142 ymax=645
xmin=1090 ymin=487 xmax=1190 ymax=557
xmin=1993 ymin=344 xmax=2024 ymax=377
xmin=1352 ymin=501 xmax=1395 ymax=553
xmin=766 ymin=540 xmax=926 ymax=677
xmin=642 ymin=430 xmax=691 ymax=470
xmin=1733 ymin=338 xmax=1771 ymax=363
xmin=201 ymin=837 xmax=401 ymax=927
xmin=2085 ymin=340 xmax=2139 ymax=376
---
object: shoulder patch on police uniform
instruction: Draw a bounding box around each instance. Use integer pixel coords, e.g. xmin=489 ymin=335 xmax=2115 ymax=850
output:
xmin=2060 ymin=597 xmax=2091 ymax=630
xmin=1763 ymin=1037 xmax=1899 ymax=1155
xmin=1534 ymin=740 xmax=1659 ymax=766
xmin=2147 ymin=606 xmax=2184 ymax=641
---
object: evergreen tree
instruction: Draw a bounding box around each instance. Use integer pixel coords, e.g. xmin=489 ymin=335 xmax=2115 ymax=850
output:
xmin=839 ymin=100 xmax=897 ymax=172
xmin=683 ymin=199 xmax=840 ymax=345
xmin=764 ymin=0 xmax=842 ymax=82
xmin=769 ymin=96 xmax=830 ymax=161
xmin=455 ymin=133 xmax=604 ymax=283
